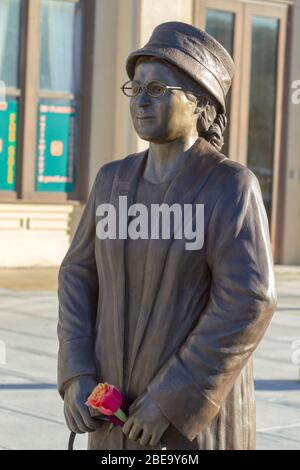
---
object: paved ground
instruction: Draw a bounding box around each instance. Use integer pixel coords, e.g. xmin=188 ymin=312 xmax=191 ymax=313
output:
xmin=254 ymin=271 xmax=300 ymax=449
xmin=0 ymin=267 xmax=299 ymax=450
xmin=0 ymin=268 xmax=58 ymax=292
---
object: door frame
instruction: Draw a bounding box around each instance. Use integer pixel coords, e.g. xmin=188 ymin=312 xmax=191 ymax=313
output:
xmin=194 ymin=0 xmax=288 ymax=261
xmin=241 ymin=3 xmax=287 ymax=260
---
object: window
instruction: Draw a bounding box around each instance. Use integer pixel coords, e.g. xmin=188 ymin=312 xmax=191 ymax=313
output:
xmin=37 ymin=0 xmax=82 ymax=193
xmin=0 ymin=0 xmax=22 ymax=88
xmin=0 ymin=0 xmax=94 ymax=202
xmin=0 ymin=0 xmax=23 ymax=192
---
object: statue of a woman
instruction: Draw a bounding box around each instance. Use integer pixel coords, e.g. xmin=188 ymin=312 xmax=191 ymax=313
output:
xmin=58 ymin=21 xmax=277 ymax=450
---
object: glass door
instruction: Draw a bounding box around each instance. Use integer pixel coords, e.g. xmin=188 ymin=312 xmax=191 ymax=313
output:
xmin=241 ymin=3 xmax=287 ymax=250
xmin=195 ymin=0 xmax=288 ymax=257
xmin=195 ymin=0 xmax=243 ymax=162
xmin=205 ymin=9 xmax=235 ymax=158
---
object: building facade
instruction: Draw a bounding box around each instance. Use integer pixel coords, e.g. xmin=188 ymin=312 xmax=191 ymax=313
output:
xmin=0 ymin=0 xmax=299 ymax=266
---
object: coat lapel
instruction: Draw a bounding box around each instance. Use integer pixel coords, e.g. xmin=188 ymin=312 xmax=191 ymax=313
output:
xmin=107 ymin=150 xmax=148 ymax=388
xmin=126 ymin=137 xmax=227 ymax=384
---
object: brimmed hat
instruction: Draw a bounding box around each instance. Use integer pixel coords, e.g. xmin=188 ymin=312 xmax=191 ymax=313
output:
xmin=126 ymin=21 xmax=235 ymax=112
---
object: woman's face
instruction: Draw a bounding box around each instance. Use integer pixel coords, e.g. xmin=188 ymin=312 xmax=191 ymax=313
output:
xmin=130 ymin=60 xmax=199 ymax=143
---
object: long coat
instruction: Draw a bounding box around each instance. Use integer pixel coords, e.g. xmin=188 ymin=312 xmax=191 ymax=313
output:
xmin=57 ymin=137 xmax=277 ymax=450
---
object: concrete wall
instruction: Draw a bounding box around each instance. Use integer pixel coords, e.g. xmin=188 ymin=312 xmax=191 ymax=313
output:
xmin=0 ymin=203 xmax=80 ymax=267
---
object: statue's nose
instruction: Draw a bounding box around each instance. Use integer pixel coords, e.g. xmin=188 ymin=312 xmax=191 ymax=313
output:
xmin=135 ymin=88 xmax=151 ymax=105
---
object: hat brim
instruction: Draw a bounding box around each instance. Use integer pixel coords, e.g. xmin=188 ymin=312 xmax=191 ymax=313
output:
xmin=126 ymin=47 xmax=226 ymax=112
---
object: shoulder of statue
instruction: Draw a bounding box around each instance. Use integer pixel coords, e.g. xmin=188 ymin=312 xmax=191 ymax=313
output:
xmin=97 ymin=150 xmax=146 ymax=181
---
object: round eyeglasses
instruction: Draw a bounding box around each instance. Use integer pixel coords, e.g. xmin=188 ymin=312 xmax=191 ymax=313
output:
xmin=121 ymin=80 xmax=185 ymax=98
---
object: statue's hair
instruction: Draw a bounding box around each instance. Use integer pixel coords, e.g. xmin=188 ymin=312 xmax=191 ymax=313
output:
xmin=134 ymin=56 xmax=227 ymax=152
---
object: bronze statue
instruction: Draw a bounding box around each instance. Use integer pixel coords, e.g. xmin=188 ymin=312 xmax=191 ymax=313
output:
xmin=57 ymin=21 xmax=277 ymax=450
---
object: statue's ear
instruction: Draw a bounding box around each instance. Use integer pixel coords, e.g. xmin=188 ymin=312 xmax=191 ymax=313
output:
xmin=194 ymin=96 xmax=208 ymax=115
xmin=195 ymin=100 xmax=207 ymax=120
xmin=196 ymin=100 xmax=213 ymax=135
xmin=194 ymin=101 xmax=203 ymax=117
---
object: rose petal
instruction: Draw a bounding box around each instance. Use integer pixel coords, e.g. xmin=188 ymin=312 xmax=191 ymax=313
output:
xmin=85 ymin=383 xmax=123 ymax=415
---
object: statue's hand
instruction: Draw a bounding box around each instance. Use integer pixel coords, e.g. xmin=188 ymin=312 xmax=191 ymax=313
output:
xmin=122 ymin=391 xmax=170 ymax=447
xmin=63 ymin=376 xmax=102 ymax=434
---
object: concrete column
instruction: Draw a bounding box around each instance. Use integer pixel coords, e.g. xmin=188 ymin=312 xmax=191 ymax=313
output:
xmin=87 ymin=0 xmax=119 ymax=190
xmin=88 ymin=0 xmax=141 ymax=191
xmin=89 ymin=0 xmax=193 ymax=189
xmin=136 ymin=0 xmax=194 ymax=152
xmin=88 ymin=0 xmax=194 ymax=191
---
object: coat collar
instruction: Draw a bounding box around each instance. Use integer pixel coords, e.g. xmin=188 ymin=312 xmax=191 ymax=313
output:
xmin=108 ymin=137 xmax=227 ymax=390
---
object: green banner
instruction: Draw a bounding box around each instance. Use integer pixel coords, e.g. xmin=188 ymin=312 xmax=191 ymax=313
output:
xmin=36 ymin=102 xmax=77 ymax=192
xmin=0 ymin=100 xmax=18 ymax=191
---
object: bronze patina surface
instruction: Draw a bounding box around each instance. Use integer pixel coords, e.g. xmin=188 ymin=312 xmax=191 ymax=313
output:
xmin=58 ymin=22 xmax=277 ymax=450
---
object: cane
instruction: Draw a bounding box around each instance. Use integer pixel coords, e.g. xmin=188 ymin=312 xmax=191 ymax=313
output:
xmin=68 ymin=431 xmax=76 ymax=450
xmin=68 ymin=415 xmax=111 ymax=450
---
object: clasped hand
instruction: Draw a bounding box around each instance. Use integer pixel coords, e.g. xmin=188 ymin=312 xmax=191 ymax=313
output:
xmin=122 ymin=391 xmax=170 ymax=447
xmin=64 ymin=377 xmax=169 ymax=447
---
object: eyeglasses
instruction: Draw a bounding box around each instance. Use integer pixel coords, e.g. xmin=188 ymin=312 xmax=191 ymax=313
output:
xmin=121 ymin=79 xmax=191 ymax=98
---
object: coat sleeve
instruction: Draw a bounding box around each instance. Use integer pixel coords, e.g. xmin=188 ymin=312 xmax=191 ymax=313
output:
xmin=147 ymin=168 xmax=277 ymax=441
xmin=57 ymin=170 xmax=101 ymax=398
